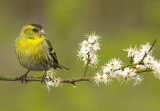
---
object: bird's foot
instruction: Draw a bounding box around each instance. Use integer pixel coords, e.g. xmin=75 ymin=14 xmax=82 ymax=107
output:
xmin=41 ymin=74 xmax=47 ymax=84
xmin=19 ymin=74 xmax=28 ymax=83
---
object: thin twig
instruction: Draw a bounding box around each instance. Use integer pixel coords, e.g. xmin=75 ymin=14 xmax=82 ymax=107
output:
xmin=83 ymin=63 xmax=89 ymax=77
xmin=119 ymin=39 xmax=157 ymax=71
xmin=140 ymin=39 xmax=157 ymax=63
xmin=83 ymin=53 xmax=90 ymax=77
xmin=117 ymin=63 xmax=139 ymax=71
xmin=136 ymin=68 xmax=153 ymax=73
xmin=130 ymin=57 xmax=133 ymax=64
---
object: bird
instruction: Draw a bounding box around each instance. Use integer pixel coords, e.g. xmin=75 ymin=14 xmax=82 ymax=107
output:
xmin=15 ymin=23 xmax=69 ymax=83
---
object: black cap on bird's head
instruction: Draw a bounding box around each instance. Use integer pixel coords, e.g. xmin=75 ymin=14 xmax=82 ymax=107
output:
xmin=30 ymin=23 xmax=46 ymax=35
xmin=30 ymin=23 xmax=43 ymax=29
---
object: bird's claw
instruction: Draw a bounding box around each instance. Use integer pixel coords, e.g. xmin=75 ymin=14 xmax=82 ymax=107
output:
xmin=19 ymin=74 xmax=28 ymax=83
xmin=41 ymin=74 xmax=46 ymax=84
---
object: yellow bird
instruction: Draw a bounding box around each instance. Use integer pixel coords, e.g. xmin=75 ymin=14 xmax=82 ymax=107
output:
xmin=15 ymin=23 xmax=69 ymax=83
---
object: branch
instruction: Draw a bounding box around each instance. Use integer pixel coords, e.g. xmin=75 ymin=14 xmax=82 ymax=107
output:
xmin=83 ymin=53 xmax=90 ymax=77
xmin=136 ymin=68 xmax=153 ymax=73
xmin=0 ymin=75 xmax=92 ymax=83
xmin=140 ymin=39 xmax=157 ymax=63
xmin=0 ymin=68 xmax=152 ymax=83
xmin=62 ymin=77 xmax=92 ymax=83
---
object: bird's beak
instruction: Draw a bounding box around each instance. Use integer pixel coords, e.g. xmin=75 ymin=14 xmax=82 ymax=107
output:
xmin=39 ymin=29 xmax=46 ymax=35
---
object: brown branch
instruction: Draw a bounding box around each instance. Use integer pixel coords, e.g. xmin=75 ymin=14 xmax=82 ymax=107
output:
xmin=0 ymin=75 xmax=92 ymax=83
xmin=0 ymin=68 xmax=153 ymax=83
xmin=0 ymin=68 xmax=153 ymax=88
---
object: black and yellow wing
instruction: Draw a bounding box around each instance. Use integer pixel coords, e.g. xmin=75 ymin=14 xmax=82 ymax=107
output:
xmin=45 ymin=38 xmax=69 ymax=70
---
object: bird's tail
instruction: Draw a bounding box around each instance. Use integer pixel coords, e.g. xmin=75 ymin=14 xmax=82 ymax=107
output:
xmin=53 ymin=64 xmax=69 ymax=70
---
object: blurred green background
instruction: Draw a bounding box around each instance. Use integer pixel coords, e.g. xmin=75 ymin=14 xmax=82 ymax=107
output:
xmin=0 ymin=0 xmax=160 ymax=111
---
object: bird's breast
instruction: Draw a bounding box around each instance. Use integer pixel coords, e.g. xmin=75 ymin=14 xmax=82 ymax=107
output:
xmin=15 ymin=37 xmax=52 ymax=71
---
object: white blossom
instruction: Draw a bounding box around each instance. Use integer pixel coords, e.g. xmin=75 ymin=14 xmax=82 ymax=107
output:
xmin=46 ymin=70 xmax=54 ymax=79
xmin=124 ymin=45 xmax=144 ymax=63
xmin=102 ymin=66 xmax=110 ymax=74
xmin=89 ymin=54 xmax=98 ymax=66
xmin=112 ymin=70 xmax=123 ymax=78
xmin=46 ymin=81 xmax=54 ymax=86
xmin=81 ymin=40 xmax=91 ymax=53
xmin=143 ymin=55 xmax=155 ymax=68
xmin=45 ymin=78 xmax=61 ymax=91
xmin=124 ymin=43 xmax=152 ymax=64
xmin=133 ymin=50 xmax=143 ymax=63
xmin=77 ymin=33 xmax=100 ymax=66
xmin=94 ymin=73 xmax=103 ymax=85
xmin=54 ymin=78 xmax=61 ymax=87
xmin=94 ymin=73 xmax=111 ymax=85
xmin=132 ymin=75 xmax=143 ymax=87
xmin=45 ymin=81 xmax=54 ymax=91
xmin=140 ymin=43 xmax=151 ymax=54
xmin=152 ymin=62 xmax=160 ymax=79
xmin=102 ymin=74 xmax=111 ymax=85
xmin=93 ymin=42 xmax=100 ymax=51
xmin=122 ymin=68 xmax=136 ymax=80
xmin=77 ymin=35 xmax=159 ymax=87
xmin=102 ymin=59 xmax=122 ymax=73
xmin=124 ymin=47 xmax=137 ymax=57
xmin=88 ymin=35 xmax=96 ymax=43
xmin=151 ymin=60 xmax=159 ymax=70
xmin=44 ymin=70 xmax=61 ymax=90
xmin=88 ymin=33 xmax=99 ymax=43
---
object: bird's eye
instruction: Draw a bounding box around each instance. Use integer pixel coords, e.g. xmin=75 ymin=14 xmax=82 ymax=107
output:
xmin=32 ymin=28 xmax=38 ymax=32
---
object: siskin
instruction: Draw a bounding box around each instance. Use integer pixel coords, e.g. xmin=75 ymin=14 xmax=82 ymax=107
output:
xmin=15 ymin=23 xmax=69 ymax=83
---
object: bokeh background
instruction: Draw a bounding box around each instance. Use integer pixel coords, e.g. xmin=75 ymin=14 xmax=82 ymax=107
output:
xmin=0 ymin=0 xmax=160 ymax=111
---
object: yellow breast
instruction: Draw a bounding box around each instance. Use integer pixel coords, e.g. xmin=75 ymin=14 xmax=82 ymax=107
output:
xmin=15 ymin=36 xmax=46 ymax=65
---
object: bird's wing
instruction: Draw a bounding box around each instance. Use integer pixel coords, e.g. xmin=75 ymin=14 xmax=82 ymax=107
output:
xmin=45 ymin=38 xmax=69 ymax=70
xmin=45 ymin=38 xmax=59 ymax=64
